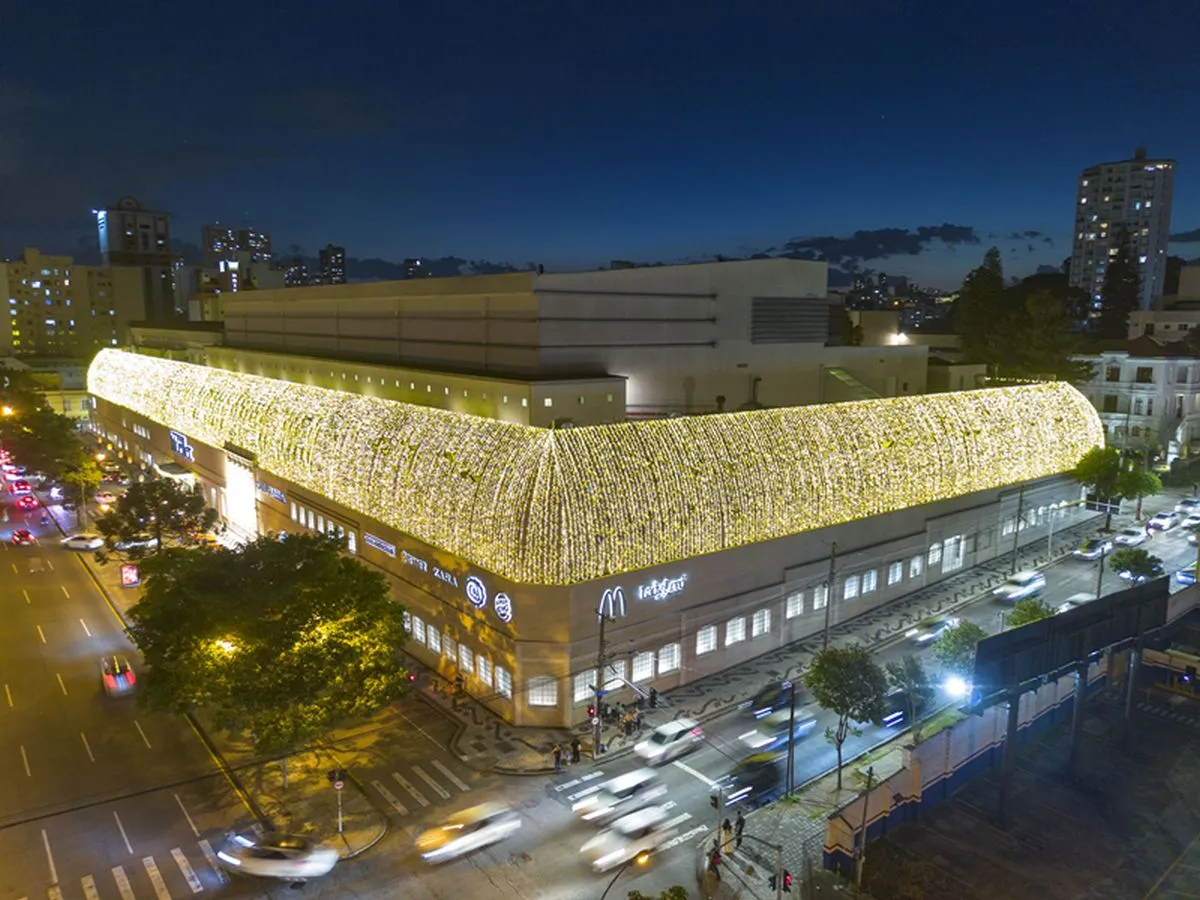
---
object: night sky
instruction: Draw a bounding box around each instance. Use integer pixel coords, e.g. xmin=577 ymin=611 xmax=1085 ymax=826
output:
xmin=3 ymin=0 xmax=1200 ymax=288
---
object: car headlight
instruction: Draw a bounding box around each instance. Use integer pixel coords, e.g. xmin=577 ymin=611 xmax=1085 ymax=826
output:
xmin=905 ymin=628 xmax=918 ymax=637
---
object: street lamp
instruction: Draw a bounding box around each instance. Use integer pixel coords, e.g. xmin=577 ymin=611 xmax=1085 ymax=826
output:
xmin=1 ymin=405 xmax=13 ymax=416
xmin=599 ymin=851 xmax=651 ymax=900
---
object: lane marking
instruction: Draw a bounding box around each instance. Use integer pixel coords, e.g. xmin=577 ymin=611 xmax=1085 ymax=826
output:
xmin=10 ymin=563 xmax=16 ymax=575
xmin=567 ymin=784 xmax=602 ymax=803
xmin=113 ymin=811 xmax=134 ymax=855
xmin=21 ymin=745 xmax=31 ymax=777
xmin=36 ymin=624 xmax=46 ymax=644
xmin=171 ymin=847 xmax=204 ymax=893
xmin=48 ymin=889 xmax=63 ymax=900
xmin=413 ymin=765 xmax=450 ymax=800
xmin=143 ymin=856 xmax=173 ymax=900
xmin=197 ymin=839 xmax=227 ymax=883
xmin=662 ymin=811 xmax=692 ymax=830
xmin=672 ymin=759 xmax=718 ymax=787
xmin=175 ymin=793 xmax=200 ymax=837
xmin=135 ymin=719 xmax=153 ymax=749
xmin=660 ymin=823 xmax=709 ymax=851
xmin=112 ymin=866 xmax=136 ymax=900
xmin=22 ymin=588 xmax=29 ymax=603
xmin=62 ymin=585 xmax=70 ymax=599
xmin=42 ymin=829 xmax=58 ymax=884
xmin=81 ymin=874 xmax=100 ymax=900
xmin=555 ymin=769 xmax=604 ymax=792
xmin=79 ymin=618 xmax=91 ymax=637
xmin=391 ymin=772 xmax=429 ymax=807
xmin=46 ymin=559 xmax=54 ymax=572
xmin=56 ymin=673 xmax=67 ymax=696
xmin=81 ymin=732 xmax=95 ymax=762
xmin=433 ymin=759 xmax=472 ymax=791
xmin=371 ymin=779 xmax=409 ymax=815
xmin=4 ymin=683 xmax=11 ymax=707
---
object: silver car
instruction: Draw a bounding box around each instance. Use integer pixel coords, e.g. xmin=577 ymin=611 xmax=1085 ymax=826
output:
xmin=993 ymin=570 xmax=1046 ymax=601
xmin=1113 ymin=527 xmax=1147 ymax=547
xmin=415 ymin=803 xmax=522 ymax=863
xmin=216 ymin=832 xmax=337 ymax=881
xmin=634 ymin=718 xmax=703 ymax=765
xmin=571 ymin=768 xmax=666 ymax=824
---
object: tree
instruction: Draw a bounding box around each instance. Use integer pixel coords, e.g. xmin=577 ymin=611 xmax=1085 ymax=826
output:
xmin=1095 ymin=231 xmax=1140 ymax=339
xmin=95 ymin=477 xmax=218 ymax=561
xmin=1006 ymin=597 xmax=1054 ymax=628
xmin=1108 ymin=547 xmax=1164 ymax=582
xmin=59 ymin=452 xmax=103 ymax=528
xmin=1119 ymin=463 xmax=1161 ymax=519
xmin=805 ymin=645 xmax=888 ymax=790
xmin=953 ymin=247 xmax=1007 ymax=364
xmin=1014 ymin=290 xmax=1094 ymax=383
xmin=128 ymin=533 xmax=410 ymax=759
xmin=1070 ymin=446 xmax=1125 ymax=529
xmin=628 ymin=888 xmax=689 ymax=900
xmin=885 ymin=654 xmax=934 ymax=740
xmin=0 ymin=394 xmax=89 ymax=482
xmin=931 ymin=620 xmax=988 ymax=677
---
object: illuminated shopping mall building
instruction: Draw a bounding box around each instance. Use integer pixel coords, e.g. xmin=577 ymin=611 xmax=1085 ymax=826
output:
xmin=85 ymin=260 xmax=1104 ymax=726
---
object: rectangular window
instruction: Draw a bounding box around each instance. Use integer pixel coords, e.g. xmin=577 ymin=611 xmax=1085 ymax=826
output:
xmin=658 ymin=643 xmax=681 ymax=674
xmin=443 ymin=633 xmax=457 ymax=660
xmin=459 ymin=645 xmax=473 ymax=673
xmin=1135 ymin=366 xmax=1153 ymax=384
xmin=1178 ymin=367 xmax=1188 ymax=384
xmin=427 ymin=628 xmax=441 ymax=654
xmin=696 ymin=625 xmax=717 ymax=655
xmin=496 ymin=666 xmax=512 ymax=698
xmin=888 ymin=561 xmax=903 ymax=585
xmin=347 ymin=531 xmax=357 ymax=554
xmin=752 ymin=608 xmax=771 ymax=637
xmin=573 ymin=670 xmax=594 ymax=703
xmin=306 ymin=509 xmax=315 ymax=530
xmin=631 ymin=651 xmax=654 ymax=683
xmin=725 ymin=617 xmax=747 ymax=646
xmin=910 ymin=555 xmax=924 ymax=578
xmin=927 ymin=543 xmax=942 ymax=567
xmin=785 ymin=591 xmax=804 ymax=619
xmin=290 ymin=501 xmax=297 ymax=520
xmin=1105 ymin=366 xmax=1121 ymax=382
xmin=1001 ymin=517 xmax=1016 ymax=537
xmin=1147 ymin=398 xmax=1154 ymax=415
xmin=527 ymin=676 xmax=558 ymax=707
xmin=603 ymin=661 xmax=626 ymax=691
xmin=843 ymin=574 xmax=860 ymax=600
xmin=861 ymin=570 xmax=878 ymax=594
xmin=477 ymin=656 xmax=493 ymax=688
xmin=316 ymin=515 xmax=325 ymax=533
xmin=943 ymin=535 xmax=965 ymax=572
xmin=411 ymin=616 xmax=426 ymax=645
xmin=813 ymin=583 xmax=829 ymax=610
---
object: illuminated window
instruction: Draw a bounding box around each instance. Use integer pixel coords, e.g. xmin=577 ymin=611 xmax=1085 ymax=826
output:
xmin=603 ymin=660 xmax=625 ymax=691
xmin=496 ymin=666 xmax=512 ymax=698
xmin=606 ymin=394 xmax=614 ymax=402
xmin=725 ymin=616 xmax=746 ymax=646
xmin=573 ymin=670 xmax=593 ymax=703
xmin=427 ymin=628 xmax=441 ymax=654
xmin=426 ymin=385 xmax=432 ymax=393
xmin=943 ymin=535 xmax=964 ymax=572
xmin=696 ymin=625 xmax=717 ymax=655
xmin=443 ymin=632 xmax=457 ymax=660
xmin=458 ymin=646 xmax=473 ymax=673
xmin=409 ymin=382 xmax=415 ymax=390
xmin=411 ymin=616 xmax=426 ymax=645
xmin=317 ymin=515 xmax=324 ymax=533
xmin=861 ymin=570 xmax=878 ymax=594
xmin=521 ymin=398 xmax=528 ymax=407
xmin=306 ymin=509 xmax=314 ymax=530
xmin=290 ymin=502 xmax=298 ymax=521
xmin=544 ymin=398 xmax=553 ymax=407
xmin=502 ymin=395 xmax=509 ymax=404
xmin=813 ymin=584 xmax=828 ymax=610
xmin=927 ymin=543 xmax=942 ymax=567
xmin=577 ymin=396 xmax=585 ymax=405
xmin=463 ymin=389 xmax=468 ymax=398
xmin=658 ymin=643 xmax=680 ymax=674
xmin=444 ymin=387 xmax=450 ymax=396
xmin=477 ymin=656 xmax=493 ymax=688
xmin=631 ymin=651 xmax=654 ymax=683
xmin=843 ymin=575 xmax=860 ymax=600
xmin=887 ymin=561 xmax=903 ymax=585
xmin=785 ymin=591 xmax=804 ymax=619
xmin=527 ymin=676 xmax=558 ymax=707
xmin=751 ymin=608 xmax=771 ymax=637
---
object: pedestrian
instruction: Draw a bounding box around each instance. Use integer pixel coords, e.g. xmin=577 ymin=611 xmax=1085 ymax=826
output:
xmin=571 ymin=737 xmax=581 ymax=764
xmin=551 ymin=742 xmax=563 ymax=772
xmin=708 ymin=842 xmax=722 ymax=879
xmin=722 ymin=817 xmax=733 ymax=852
xmin=735 ymin=810 xmax=745 ymax=849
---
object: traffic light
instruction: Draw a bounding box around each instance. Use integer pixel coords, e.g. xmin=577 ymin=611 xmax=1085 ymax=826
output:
xmin=783 ymin=870 xmax=793 ymax=892
xmin=769 ymin=874 xmax=777 ymax=890
xmin=587 ymin=704 xmax=597 ymax=718
xmin=710 ymin=793 xmax=719 ymax=809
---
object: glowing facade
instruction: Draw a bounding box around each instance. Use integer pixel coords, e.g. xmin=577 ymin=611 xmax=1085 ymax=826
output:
xmin=88 ymin=349 xmax=1103 ymax=586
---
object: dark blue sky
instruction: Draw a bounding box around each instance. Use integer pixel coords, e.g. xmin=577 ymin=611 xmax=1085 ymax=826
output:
xmin=3 ymin=0 xmax=1200 ymax=288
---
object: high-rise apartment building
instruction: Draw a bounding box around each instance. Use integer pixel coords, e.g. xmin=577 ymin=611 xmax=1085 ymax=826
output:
xmin=319 ymin=244 xmax=346 ymax=284
xmin=0 ymin=248 xmax=147 ymax=357
xmin=94 ymin=196 xmax=177 ymax=319
xmin=282 ymin=257 xmax=310 ymax=287
xmin=237 ymin=228 xmax=271 ymax=263
xmin=202 ymin=224 xmax=272 ymax=267
xmin=1069 ymin=148 xmax=1176 ymax=313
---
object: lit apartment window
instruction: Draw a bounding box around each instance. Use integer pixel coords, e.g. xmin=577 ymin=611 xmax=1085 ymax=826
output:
xmin=521 ymin=398 xmax=529 ymax=408
xmin=751 ymin=608 xmax=771 ymax=638
xmin=544 ymin=398 xmax=553 ymax=407
xmin=927 ymin=542 xmax=943 ymax=567
xmin=785 ymin=591 xmax=804 ymax=619
xmin=813 ymin=584 xmax=828 ymax=610
xmin=696 ymin=625 xmax=717 ymax=655
xmin=606 ymin=393 xmax=614 ymax=402
xmin=502 ymin=395 xmax=509 ymax=404
xmin=527 ymin=676 xmax=558 ymax=707
xmin=725 ymin=617 xmax=746 ymax=646
xmin=463 ymin=389 xmax=468 ymax=398
xmin=495 ymin=666 xmax=512 ymax=698
xmin=427 ymin=628 xmax=441 ymax=654
xmin=887 ymin=561 xmax=903 ymax=585
xmin=409 ymin=382 xmax=415 ymax=390
xmin=843 ymin=575 xmax=860 ymax=600
xmin=444 ymin=386 xmax=450 ymax=396
xmin=411 ymin=616 xmax=426 ymax=645
xmin=426 ymin=385 xmax=432 ymax=393
xmin=442 ymin=633 xmax=457 ymax=661
xmin=658 ymin=643 xmax=681 ymax=674
xmin=458 ymin=646 xmax=473 ymax=674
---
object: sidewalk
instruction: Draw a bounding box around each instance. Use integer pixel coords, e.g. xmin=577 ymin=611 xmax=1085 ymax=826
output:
xmin=413 ymin=508 xmax=1111 ymax=775
xmin=41 ymin=499 xmax=390 ymax=860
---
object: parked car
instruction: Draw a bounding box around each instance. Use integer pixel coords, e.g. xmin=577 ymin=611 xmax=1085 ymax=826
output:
xmin=10 ymin=480 xmax=30 ymax=494
xmin=579 ymin=805 xmax=678 ymax=872
xmin=216 ymin=832 xmax=337 ymax=881
xmin=1073 ymin=537 xmax=1113 ymax=561
xmin=1148 ymin=511 xmax=1181 ymax=531
xmin=634 ymin=718 xmax=703 ymax=765
xmin=1113 ymin=527 xmax=1148 ymax=547
xmin=416 ymin=803 xmax=521 ymax=863
xmin=993 ymin=569 xmax=1047 ymax=601
xmin=1057 ymin=592 xmax=1097 ymax=614
xmin=114 ymin=534 xmax=159 ymax=551
xmin=62 ymin=533 xmax=105 ymax=551
xmin=1176 ymin=498 xmax=1200 ymax=514
xmin=906 ymin=614 xmax=959 ymax=645
xmin=571 ymin=769 xmax=666 ymax=824
xmin=739 ymin=708 xmax=818 ymax=751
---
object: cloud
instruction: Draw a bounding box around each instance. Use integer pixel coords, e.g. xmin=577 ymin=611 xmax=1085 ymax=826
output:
xmin=1043 ymin=236 xmax=1054 ymax=246
xmin=1171 ymin=228 xmax=1200 ymax=243
xmin=1007 ymin=230 xmax=1043 ymax=240
xmin=1027 ymin=244 xmax=1036 ymax=254
xmin=781 ymin=223 xmax=980 ymax=266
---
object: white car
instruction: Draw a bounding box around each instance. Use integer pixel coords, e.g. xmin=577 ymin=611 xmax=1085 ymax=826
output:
xmin=571 ymin=768 xmax=666 ymax=824
xmin=62 ymin=533 xmax=105 ymax=551
xmin=992 ymin=570 xmax=1046 ymax=601
xmin=115 ymin=534 xmax=159 ymax=551
xmin=1148 ymin=511 xmax=1181 ymax=531
xmin=1056 ymin=593 xmax=1096 ymax=614
xmin=94 ymin=491 xmax=117 ymax=505
xmin=415 ymin=803 xmax=522 ymax=863
xmin=634 ymin=718 xmax=703 ymax=765
xmin=1113 ymin=527 xmax=1147 ymax=547
xmin=1176 ymin=498 xmax=1200 ymax=514
xmin=216 ymin=832 xmax=337 ymax=881
xmin=579 ymin=805 xmax=678 ymax=872
xmin=1072 ymin=538 xmax=1112 ymax=561
xmin=1182 ymin=514 xmax=1200 ymax=530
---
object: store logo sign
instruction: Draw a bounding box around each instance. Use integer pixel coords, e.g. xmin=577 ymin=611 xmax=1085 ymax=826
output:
xmin=598 ymin=586 xmax=627 ymax=620
xmin=637 ymin=574 xmax=688 ymax=602
xmin=364 ymin=532 xmax=397 ymax=558
xmin=256 ymin=481 xmax=286 ymax=504
xmin=404 ymin=556 xmax=513 ymax=624
xmin=168 ymin=430 xmax=194 ymax=462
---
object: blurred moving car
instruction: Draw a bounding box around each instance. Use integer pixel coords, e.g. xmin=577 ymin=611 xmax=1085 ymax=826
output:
xmin=906 ymin=614 xmax=959 ymax=645
xmin=634 ymin=718 xmax=703 ymax=765
xmin=1073 ymin=538 xmax=1113 ymax=561
xmin=993 ymin=570 xmax=1047 ymax=601
xmin=115 ymin=534 xmax=159 ymax=551
xmin=1176 ymin=498 xmax=1200 ymax=514
xmin=10 ymin=480 xmax=31 ymax=494
xmin=1114 ymin=527 xmax=1148 ymax=547
xmin=1148 ymin=511 xmax=1181 ymax=531
xmin=1176 ymin=565 xmax=1196 ymax=586
xmin=94 ymin=491 xmax=117 ymax=505
xmin=572 ymin=768 xmax=666 ymax=824
xmin=216 ymin=832 xmax=337 ymax=881
xmin=717 ymin=753 xmax=785 ymax=807
xmin=102 ymin=655 xmax=137 ymax=696
xmin=740 ymin=679 xmax=805 ymax=720
xmin=739 ymin=708 xmax=818 ymax=751
xmin=415 ymin=803 xmax=521 ymax=863
xmin=1182 ymin=513 xmax=1200 ymax=530
xmin=579 ymin=806 xmax=677 ymax=872
xmin=15 ymin=495 xmax=38 ymax=510
xmin=880 ymin=687 xmax=929 ymax=728
xmin=10 ymin=529 xmax=35 ymax=546
xmin=1056 ymin=592 xmax=1097 ymax=614
xmin=62 ymin=533 xmax=105 ymax=551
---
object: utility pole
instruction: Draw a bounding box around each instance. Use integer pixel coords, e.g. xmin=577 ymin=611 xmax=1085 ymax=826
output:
xmin=822 ymin=541 xmax=837 ymax=650
xmin=855 ymin=766 xmax=875 ymax=888
xmin=785 ymin=679 xmax=797 ymax=796
xmin=592 ymin=611 xmax=610 ymax=762
xmin=1010 ymin=484 xmax=1025 ymax=575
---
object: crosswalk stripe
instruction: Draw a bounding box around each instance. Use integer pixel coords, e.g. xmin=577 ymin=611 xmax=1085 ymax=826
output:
xmin=81 ymin=875 xmax=100 ymax=900
xmin=371 ymin=779 xmax=409 ymax=815
xmin=143 ymin=856 xmax=173 ymax=900
xmin=112 ymin=865 xmax=136 ymax=900
xmin=391 ymin=772 xmax=429 ymax=807
xmin=197 ymin=840 xmax=227 ymax=884
xmin=567 ymin=784 xmax=602 ymax=803
xmin=171 ymin=848 xmax=204 ymax=893
xmin=662 ymin=812 xmax=692 ymax=830
xmin=433 ymin=760 xmax=471 ymax=792
xmin=413 ymin=766 xmax=451 ymax=800
xmin=47 ymin=889 xmax=63 ymax=900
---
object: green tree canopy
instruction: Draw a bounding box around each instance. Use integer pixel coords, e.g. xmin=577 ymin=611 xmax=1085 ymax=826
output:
xmin=1071 ymin=446 xmax=1124 ymax=528
xmin=932 ymin=620 xmax=988 ymax=676
xmin=95 ymin=478 xmax=218 ymax=560
xmin=1119 ymin=463 xmax=1161 ymax=519
xmin=129 ymin=533 xmax=410 ymax=756
xmin=1095 ymin=231 xmax=1140 ymax=339
xmin=885 ymin=654 xmax=934 ymax=740
xmin=805 ymin=644 xmax=888 ymax=789
xmin=1006 ymin=597 xmax=1054 ymax=628
xmin=0 ymin=395 xmax=90 ymax=482
xmin=1014 ymin=290 xmax=1094 ymax=382
xmin=1108 ymin=547 xmax=1164 ymax=582
xmin=953 ymin=247 xmax=1007 ymax=364
xmin=628 ymin=888 xmax=689 ymax=900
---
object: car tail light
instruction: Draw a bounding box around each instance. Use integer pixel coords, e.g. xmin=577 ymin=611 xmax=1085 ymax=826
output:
xmin=104 ymin=674 xmax=116 ymax=690
xmin=690 ymin=727 xmax=703 ymax=736
xmin=125 ymin=671 xmax=136 ymax=685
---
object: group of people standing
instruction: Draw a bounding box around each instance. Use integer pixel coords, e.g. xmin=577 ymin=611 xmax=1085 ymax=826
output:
xmin=550 ymin=738 xmax=583 ymax=770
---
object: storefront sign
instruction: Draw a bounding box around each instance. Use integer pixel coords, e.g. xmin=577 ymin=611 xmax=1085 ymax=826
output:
xmin=365 ymin=532 xmax=397 ymax=558
xmin=598 ymin=586 xmax=627 ymax=620
xmin=401 ymin=549 xmax=428 ymax=571
xmin=120 ymin=564 xmax=141 ymax=588
xmin=167 ymin=430 xmax=195 ymax=462
xmin=255 ymin=481 xmax=286 ymax=504
xmin=433 ymin=567 xmax=459 ymax=588
xmin=637 ymin=574 xmax=688 ymax=602
xmin=464 ymin=575 xmax=513 ymax=623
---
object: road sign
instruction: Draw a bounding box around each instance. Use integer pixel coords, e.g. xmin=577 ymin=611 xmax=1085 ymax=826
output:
xmin=591 ymin=717 xmax=600 ymax=726
xmin=333 ymin=780 xmax=345 ymax=791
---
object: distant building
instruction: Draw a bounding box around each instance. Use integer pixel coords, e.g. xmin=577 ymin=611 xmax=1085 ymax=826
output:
xmin=282 ymin=257 xmax=310 ymax=288
xmin=94 ymin=197 xmax=177 ymax=319
xmin=403 ymin=258 xmax=430 ymax=279
xmin=1069 ymin=147 xmax=1176 ymax=314
xmin=203 ymin=224 xmax=272 ymax=267
xmin=237 ymin=228 xmax=271 ymax=263
xmin=319 ymin=245 xmax=346 ymax=285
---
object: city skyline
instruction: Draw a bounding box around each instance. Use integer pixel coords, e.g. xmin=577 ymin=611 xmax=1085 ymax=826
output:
xmin=3 ymin=0 xmax=1200 ymax=289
